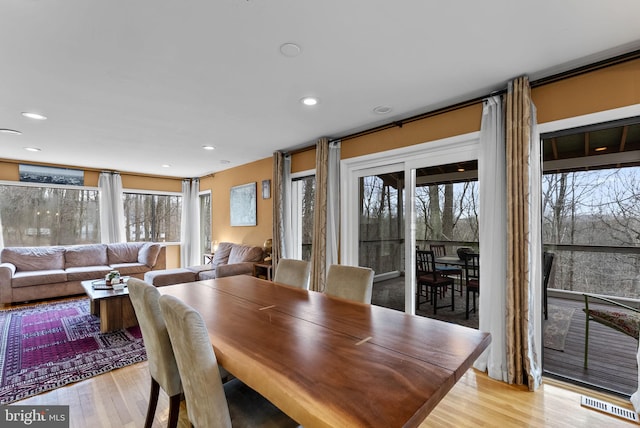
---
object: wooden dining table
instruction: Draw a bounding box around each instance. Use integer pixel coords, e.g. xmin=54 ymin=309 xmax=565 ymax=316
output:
xmin=158 ymin=275 xmax=491 ymax=428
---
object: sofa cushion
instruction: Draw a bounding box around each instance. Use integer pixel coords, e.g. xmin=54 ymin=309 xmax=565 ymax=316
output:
xmin=1 ymin=247 xmax=65 ymax=272
xmin=228 ymin=244 xmax=263 ymax=264
xmin=66 ymin=266 xmax=113 ymax=281
xmin=138 ymin=243 xmax=161 ymax=267
xmin=12 ymin=270 xmax=67 ymax=288
xmin=211 ymin=242 xmax=233 ymax=268
xmin=65 ymin=244 xmax=108 ymax=268
xmin=110 ymin=262 xmax=150 ymax=276
xmin=107 ymin=243 xmax=143 ymax=264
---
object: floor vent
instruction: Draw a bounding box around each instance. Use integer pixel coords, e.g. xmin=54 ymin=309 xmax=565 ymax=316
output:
xmin=581 ymin=395 xmax=639 ymax=423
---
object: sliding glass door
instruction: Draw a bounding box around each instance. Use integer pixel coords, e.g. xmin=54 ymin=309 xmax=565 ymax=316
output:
xmin=341 ymin=134 xmax=480 ymax=316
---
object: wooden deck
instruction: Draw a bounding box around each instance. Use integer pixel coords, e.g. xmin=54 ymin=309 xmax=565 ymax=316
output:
xmin=372 ymin=277 xmax=638 ymax=397
xmin=544 ymin=296 xmax=638 ymax=397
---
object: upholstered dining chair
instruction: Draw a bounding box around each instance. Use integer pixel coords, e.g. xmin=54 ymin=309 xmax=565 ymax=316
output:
xmin=430 ymin=244 xmax=463 ymax=296
xmin=324 ymin=264 xmax=375 ymax=304
xmin=158 ymin=294 xmax=299 ymax=428
xmin=463 ymin=253 xmax=480 ymax=320
xmin=127 ymin=278 xmax=182 ymax=428
xmin=273 ymin=259 xmax=311 ymax=289
xmin=415 ymin=250 xmax=455 ymax=314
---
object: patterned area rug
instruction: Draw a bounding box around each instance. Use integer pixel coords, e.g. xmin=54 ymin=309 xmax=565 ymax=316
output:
xmin=543 ymin=304 xmax=575 ymax=351
xmin=0 ymin=298 xmax=146 ymax=404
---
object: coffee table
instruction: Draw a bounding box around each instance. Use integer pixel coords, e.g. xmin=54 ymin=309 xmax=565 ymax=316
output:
xmin=81 ymin=280 xmax=138 ymax=333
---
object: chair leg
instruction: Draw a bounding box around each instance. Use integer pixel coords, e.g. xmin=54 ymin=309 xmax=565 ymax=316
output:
xmin=584 ymin=315 xmax=590 ymax=369
xmin=432 ymin=286 xmax=438 ymax=315
xmin=144 ymin=378 xmax=161 ymax=428
xmin=450 ymin=284 xmax=455 ymax=311
xmin=167 ymin=393 xmax=181 ymax=428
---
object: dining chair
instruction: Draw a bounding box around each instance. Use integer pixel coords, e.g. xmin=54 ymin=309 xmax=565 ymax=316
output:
xmin=324 ymin=264 xmax=374 ymax=304
xmin=582 ymin=293 xmax=639 ymax=369
xmin=542 ymin=252 xmax=555 ymax=320
xmin=416 ymin=250 xmax=455 ymax=314
xmin=158 ymin=294 xmax=299 ymax=428
xmin=430 ymin=244 xmax=463 ymax=296
xmin=273 ymin=259 xmax=311 ymax=289
xmin=463 ymin=253 xmax=480 ymax=319
xmin=127 ymin=278 xmax=182 ymax=428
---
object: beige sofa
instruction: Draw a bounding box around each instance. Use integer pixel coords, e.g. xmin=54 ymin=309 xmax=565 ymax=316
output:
xmin=144 ymin=242 xmax=263 ymax=287
xmin=0 ymin=242 xmax=166 ymax=305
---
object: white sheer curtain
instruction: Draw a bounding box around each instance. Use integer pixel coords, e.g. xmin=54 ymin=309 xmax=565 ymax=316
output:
xmin=180 ymin=178 xmax=200 ymax=268
xmin=98 ymin=172 xmax=125 ymax=244
xmin=325 ymin=140 xmax=340 ymax=271
xmin=474 ymin=96 xmax=508 ymax=381
xmin=527 ymin=103 xmax=544 ymax=389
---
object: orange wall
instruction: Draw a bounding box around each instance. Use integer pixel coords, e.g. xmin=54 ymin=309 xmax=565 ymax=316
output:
xmin=341 ymin=103 xmax=483 ymax=159
xmin=200 ymin=157 xmax=272 ymax=248
xmin=532 ymin=58 xmax=640 ymax=124
xmin=291 ymin=148 xmax=316 ymax=174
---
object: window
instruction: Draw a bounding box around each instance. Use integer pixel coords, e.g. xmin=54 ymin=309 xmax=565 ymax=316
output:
xmin=0 ymin=183 xmax=100 ymax=246
xmin=199 ymin=192 xmax=212 ymax=254
xmin=123 ymin=192 xmax=182 ymax=242
xmin=291 ymin=175 xmax=315 ymax=261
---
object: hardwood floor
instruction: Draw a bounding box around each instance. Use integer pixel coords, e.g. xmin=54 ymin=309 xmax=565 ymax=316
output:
xmin=15 ymin=361 xmax=637 ymax=427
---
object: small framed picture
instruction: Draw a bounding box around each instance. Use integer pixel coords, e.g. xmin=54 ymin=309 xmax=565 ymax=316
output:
xmin=262 ymin=179 xmax=271 ymax=199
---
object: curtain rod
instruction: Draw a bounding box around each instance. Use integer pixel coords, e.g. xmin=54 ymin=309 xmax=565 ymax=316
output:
xmin=283 ymin=48 xmax=636 ymax=148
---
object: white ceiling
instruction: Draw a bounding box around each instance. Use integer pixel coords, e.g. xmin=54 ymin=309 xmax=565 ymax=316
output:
xmin=1 ymin=0 xmax=640 ymax=179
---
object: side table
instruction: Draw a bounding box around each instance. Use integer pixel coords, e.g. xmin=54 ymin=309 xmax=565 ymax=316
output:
xmin=253 ymin=262 xmax=273 ymax=281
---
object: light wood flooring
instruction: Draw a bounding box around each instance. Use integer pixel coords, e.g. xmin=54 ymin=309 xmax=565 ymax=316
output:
xmin=15 ymin=360 xmax=638 ymax=427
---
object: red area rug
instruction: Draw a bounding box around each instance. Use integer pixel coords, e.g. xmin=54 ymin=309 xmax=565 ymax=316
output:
xmin=0 ymin=298 xmax=146 ymax=404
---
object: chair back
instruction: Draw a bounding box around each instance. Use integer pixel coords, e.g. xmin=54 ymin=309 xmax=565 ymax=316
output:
xmin=127 ymin=278 xmax=182 ymax=397
xmin=273 ymin=259 xmax=311 ymax=289
xmin=429 ymin=244 xmax=447 ymax=258
xmin=464 ymin=253 xmax=480 ymax=288
xmin=159 ymin=295 xmax=232 ymax=428
xmin=325 ymin=264 xmax=374 ymax=304
xmin=416 ymin=250 xmax=437 ymax=280
xmin=543 ymin=252 xmax=554 ymax=288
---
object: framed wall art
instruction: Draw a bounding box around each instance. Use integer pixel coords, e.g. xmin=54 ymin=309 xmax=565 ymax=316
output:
xmin=230 ymin=182 xmax=257 ymax=226
xmin=262 ymin=179 xmax=271 ymax=199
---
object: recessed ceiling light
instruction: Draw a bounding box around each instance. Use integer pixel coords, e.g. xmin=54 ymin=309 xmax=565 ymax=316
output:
xmin=457 ymin=168 xmax=465 ymax=172
xmin=202 ymin=145 xmax=215 ymax=151
xmin=21 ymin=112 xmax=47 ymax=120
xmin=24 ymin=147 xmax=41 ymax=152
xmin=594 ymin=147 xmax=607 ymax=152
xmin=300 ymin=97 xmax=319 ymax=106
xmin=0 ymin=128 xmax=21 ymax=135
xmin=280 ymin=43 xmax=302 ymax=57
xmin=220 ymin=160 xmax=230 ymax=164
xmin=373 ymin=106 xmax=392 ymax=114
xmin=161 ymin=164 xmax=171 ymax=168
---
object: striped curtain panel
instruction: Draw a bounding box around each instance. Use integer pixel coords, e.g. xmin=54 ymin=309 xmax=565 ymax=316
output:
xmin=505 ymin=76 xmax=543 ymax=390
xmin=310 ymin=138 xmax=330 ymax=292
xmin=272 ymin=151 xmax=290 ymax=270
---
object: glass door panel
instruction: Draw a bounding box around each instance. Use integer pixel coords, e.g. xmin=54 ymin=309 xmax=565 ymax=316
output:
xmin=359 ymin=170 xmax=405 ymax=312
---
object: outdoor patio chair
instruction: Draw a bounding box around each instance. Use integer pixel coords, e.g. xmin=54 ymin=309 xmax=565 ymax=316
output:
xmin=430 ymin=244 xmax=463 ymax=296
xmin=542 ymin=252 xmax=555 ymax=320
xmin=463 ymin=253 xmax=480 ymax=320
xmin=416 ymin=250 xmax=454 ymax=314
xmin=582 ymin=293 xmax=640 ymax=368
